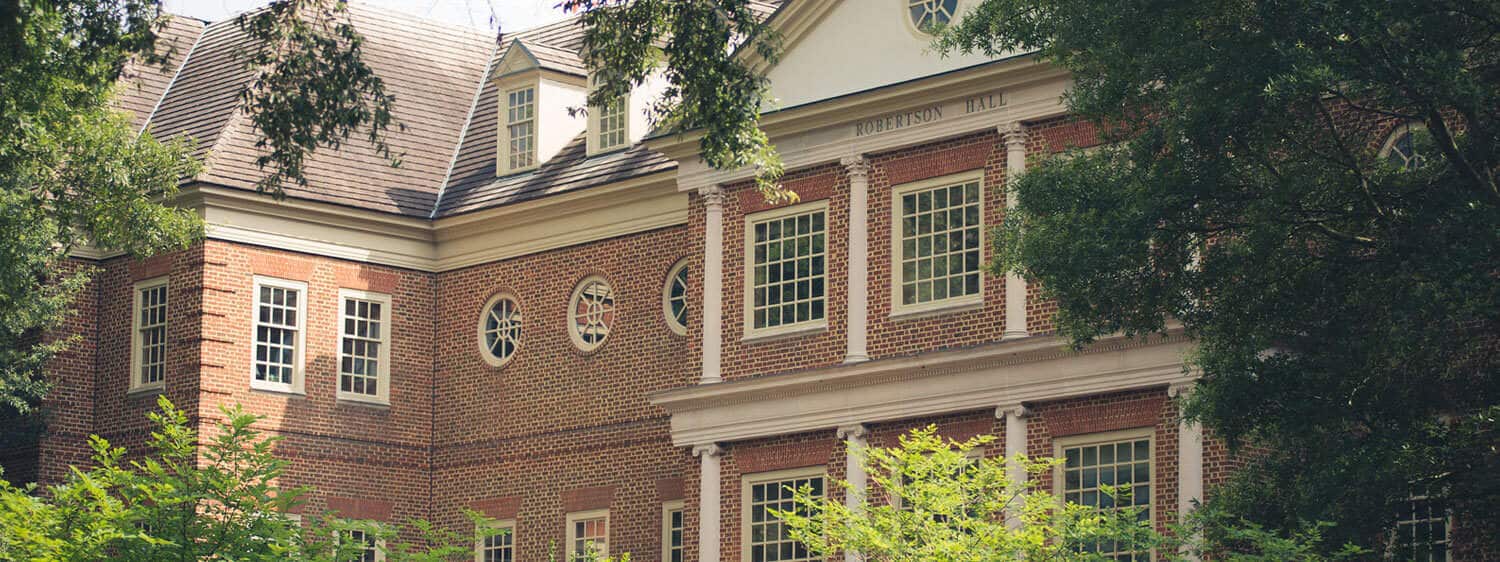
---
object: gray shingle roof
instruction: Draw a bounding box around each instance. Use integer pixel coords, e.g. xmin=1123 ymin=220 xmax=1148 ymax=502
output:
xmin=117 ymin=15 xmax=205 ymax=132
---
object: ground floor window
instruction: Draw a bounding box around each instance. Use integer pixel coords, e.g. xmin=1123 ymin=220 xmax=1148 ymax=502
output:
xmin=744 ymin=468 xmax=824 ymax=562
xmin=664 ymin=501 xmax=684 ymax=562
xmin=567 ymin=510 xmax=608 ymax=562
xmin=341 ymin=528 xmax=382 ymax=562
xmin=1058 ymin=430 xmax=1153 ymax=561
xmin=1393 ymin=496 xmax=1450 ymax=562
xmin=476 ymin=520 xmax=514 ymax=562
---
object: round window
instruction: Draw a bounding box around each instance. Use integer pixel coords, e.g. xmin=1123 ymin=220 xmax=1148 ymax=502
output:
xmin=478 ymin=293 xmax=522 ymax=366
xmin=569 ymin=275 xmax=616 ymax=352
xmin=1382 ymin=123 xmax=1429 ymax=170
xmin=663 ymin=259 xmax=689 ymax=336
xmin=908 ymin=0 xmax=957 ymax=35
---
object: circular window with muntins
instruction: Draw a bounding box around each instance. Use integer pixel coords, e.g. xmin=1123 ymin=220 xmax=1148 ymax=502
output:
xmin=908 ymin=0 xmax=958 ymax=35
xmin=478 ymin=293 xmax=522 ymax=367
xmin=663 ymin=259 xmax=689 ymax=336
xmin=569 ymin=275 xmax=616 ymax=352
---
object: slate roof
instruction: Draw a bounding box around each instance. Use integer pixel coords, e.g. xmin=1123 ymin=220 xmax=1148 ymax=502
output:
xmin=120 ymin=1 xmax=784 ymax=219
xmin=116 ymin=15 xmax=205 ymax=132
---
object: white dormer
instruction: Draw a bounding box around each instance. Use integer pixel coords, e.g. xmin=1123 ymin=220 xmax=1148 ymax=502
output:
xmin=493 ymin=39 xmax=588 ymax=176
xmin=585 ymin=68 xmax=668 ymax=156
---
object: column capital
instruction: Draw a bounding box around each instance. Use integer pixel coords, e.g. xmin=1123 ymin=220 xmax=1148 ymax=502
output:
xmin=995 ymin=403 xmax=1030 ymax=419
xmin=692 ymin=443 xmax=723 ymax=458
xmin=839 ymin=155 xmax=871 ymax=179
xmin=836 ymin=423 xmax=869 ymax=441
xmin=1168 ymin=381 xmax=1196 ymax=398
xmin=999 ymin=122 xmax=1028 ymax=147
xmin=698 ymin=184 xmax=725 ymax=207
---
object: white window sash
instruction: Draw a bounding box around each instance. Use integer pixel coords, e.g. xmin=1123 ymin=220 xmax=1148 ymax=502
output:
xmin=336 ymin=288 xmax=392 ymax=404
xmin=250 ymin=276 xmax=307 ymax=394
xmin=565 ymin=509 xmax=609 ymax=562
xmin=742 ymin=201 xmax=831 ymax=339
xmin=740 ymin=467 xmax=826 ymax=562
xmin=129 ymin=277 xmax=170 ymax=393
xmin=889 ymin=171 xmax=986 ymax=317
xmin=475 ymin=520 xmax=516 ymax=562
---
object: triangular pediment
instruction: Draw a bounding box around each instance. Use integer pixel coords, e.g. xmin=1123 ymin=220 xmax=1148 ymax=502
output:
xmin=492 ymin=40 xmax=541 ymax=81
xmin=763 ymin=0 xmax=1017 ymax=109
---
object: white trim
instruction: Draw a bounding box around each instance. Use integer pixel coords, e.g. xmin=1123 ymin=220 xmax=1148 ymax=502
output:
xmin=339 ymin=528 xmax=387 ymax=562
xmin=740 ymin=467 xmax=827 ymax=562
xmin=587 ymin=87 xmax=630 ymax=156
xmin=901 ymin=0 xmax=960 ymax=40
xmin=662 ymin=500 xmax=685 ymax=562
xmin=250 ymin=276 xmax=308 ymax=395
xmin=477 ymin=291 xmax=524 ymax=368
xmin=568 ymin=275 xmax=616 ymax=353
xmin=128 ymin=276 xmax=170 ymax=393
xmin=889 ymin=170 xmax=986 ymax=317
xmin=743 ymin=200 xmax=832 ymax=339
xmin=474 ymin=519 xmax=516 ymax=562
xmin=499 ymin=80 xmax=541 ymax=175
xmin=663 ymin=258 xmax=691 ymax=337
xmin=565 ymin=509 xmax=610 ymax=561
xmin=336 ymin=288 xmax=393 ymax=405
xmin=1053 ymin=427 xmax=1155 ymax=529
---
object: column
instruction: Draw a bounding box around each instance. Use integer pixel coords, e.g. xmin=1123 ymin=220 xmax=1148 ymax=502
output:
xmin=999 ymin=124 xmax=1029 ymax=340
xmin=997 ymin=404 xmax=1029 ymax=529
xmin=837 ymin=424 xmax=869 ymax=562
xmin=700 ymin=186 xmax=725 ymax=384
xmin=694 ymin=443 xmax=724 ymax=562
xmin=841 ymin=156 xmax=872 ymax=364
xmin=1170 ymin=383 xmax=1203 ymax=560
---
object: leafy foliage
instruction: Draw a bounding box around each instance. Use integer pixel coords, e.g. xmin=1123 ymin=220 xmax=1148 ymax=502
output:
xmin=936 ymin=0 xmax=1500 ymax=553
xmin=0 ymin=396 xmax=494 ymax=561
xmin=563 ymin=0 xmax=792 ymax=202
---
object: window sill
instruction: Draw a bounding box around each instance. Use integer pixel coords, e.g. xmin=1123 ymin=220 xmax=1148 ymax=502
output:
xmin=250 ymin=382 xmax=305 ymax=397
xmin=741 ymin=322 xmax=827 ymax=344
xmin=889 ymin=298 xmax=984 ymax=321
xmin=125 ymin=384 xmax=165 ymax=398
xmin=336 ymin=394 xmax=391 ymax=409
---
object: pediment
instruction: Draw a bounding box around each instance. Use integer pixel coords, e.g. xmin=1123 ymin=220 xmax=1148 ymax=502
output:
xmin=492 ymin=40 xmax=540 ymax=81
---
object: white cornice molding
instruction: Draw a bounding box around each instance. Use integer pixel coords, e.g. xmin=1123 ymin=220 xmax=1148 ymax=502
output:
xmin=650 ymin=331 xmax=1197 ymax=446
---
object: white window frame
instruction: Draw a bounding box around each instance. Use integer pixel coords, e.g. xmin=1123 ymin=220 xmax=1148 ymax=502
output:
xmin=477 ymin=292 xmax=524 ymax=368
xmin=590 ymin=92 xmax=629 ymax=154
xmin=568 ymin=275 xmax=616 ymax=353
xmin=741 ymin=466 xmax=827 ymax=562
xmin=1053 ymin=427 xmax=1155 ymax=561
xmin=338 ymin=527 xmax=386 ymax=562
xmin=662 ymin=500 xmax=685 ymax=562
xmin=1390 ymin=495 xmax=1451 ymax=562
xmin=500 ymin=82 xmax=539 ymax=175
xmin=129 ymin=276 xmax=170 ymax=393
xmin=663 ymin=258 xmax=690 ymax=336
xmin=890 ymin=171 xmax=986 ymax=317
xmin=565 ymin=509 xmax=609 ymax=562
xmin=743 ymin=201 xmax=831 ymax=340
xmin=250 ymin=276 xmax=308 ymax=394
xmin=475 ymin=519 xmax=516 ymax=562
xmin=336 ymin=288 xmax=392 ymax=404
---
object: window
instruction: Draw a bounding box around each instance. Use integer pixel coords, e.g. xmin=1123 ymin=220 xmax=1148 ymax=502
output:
xmin=341 ymin=528 xmax=383 ymax=562
xmin=506 ymin=86 xmax=536 ymax=171
xmin=569 ymin=276 xmax=615 ymax=352
xmin=663 ymin=259 xmax=690 ymax=336
xmin=130 ymin=277 xmax=169 ymax=392
xmin=1382 ymin=123 xmax=1429 ymax=170
xmin=1058 ymin=430 xmax=1153 ymax=561
xmin=892 ymin=174 xmax=983 ymax=314
xmin=476 ymin=520 xmax=515 ymax=562
xmin=746 ymin=203 xmax=827 ymax=335
xmin=596 ymin=95 xmax=627 ymax=151
xmin=566 ymin=510 xmax=608 ymax=562
xmin=663 ymin=501 xmax=684 ymax=562
xmin=478 ymin=293 xmax=523 ymax=367
xmin=743 ymin=468 xmax=824 ymax=562
xmin=1393 ymin=496 xmax=1449 ymax=562
xmin=907 ymin=0 xmax=957 ymax=34
xmin=338 ymin=289 xmax=391 ymax=403
xmin=251 ymin=277 xmax=307 ymax=393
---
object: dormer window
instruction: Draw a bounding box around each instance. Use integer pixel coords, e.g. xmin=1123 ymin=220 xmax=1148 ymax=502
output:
xmin=596 ymin=96 xmax=627 ymax=152
xmin=506 ymin=86 xmax=537 ymax=170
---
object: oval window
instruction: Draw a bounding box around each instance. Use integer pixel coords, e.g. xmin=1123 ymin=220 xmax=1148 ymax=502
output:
xmin=569 ymin=276 xmax=616 ymax=352
xmin=478 ymin=293 xmax=522 ymax=366
xmin=663 ymin=259 xmax=689 ymax=335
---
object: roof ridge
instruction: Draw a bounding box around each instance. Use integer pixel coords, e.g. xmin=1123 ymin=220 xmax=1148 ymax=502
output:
xmin=138 ymin=17 xmax=208 ymax=136
xmin=432 ymin=40 xmax=502 ymax=219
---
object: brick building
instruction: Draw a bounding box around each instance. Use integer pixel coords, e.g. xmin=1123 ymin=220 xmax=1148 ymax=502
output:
xmin=0 ymin=0 xmax=1463 ymax=561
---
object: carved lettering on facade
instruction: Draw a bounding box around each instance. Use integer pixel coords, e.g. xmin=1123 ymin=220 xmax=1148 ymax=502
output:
xmin=852 ymin=92 xmax=1005 ymax=138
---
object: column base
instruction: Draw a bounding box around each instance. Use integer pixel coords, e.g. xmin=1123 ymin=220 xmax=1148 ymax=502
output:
xmin=1001 ymin=330 xmax=1030 ymax=341
xmin=842 ymin=354 xmax=870 ymax=364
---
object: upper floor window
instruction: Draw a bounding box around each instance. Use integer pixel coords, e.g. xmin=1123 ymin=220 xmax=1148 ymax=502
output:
xmin=893 ymin=174 xmax=983 ymax=314
xmin=130 ymin=277 xmax=169 ymax=392
xmin=506 ymin=86 xmax=537 ymax=171
xmin=596 ymin=95 xmax=627 ymax=152
xmin=477 ymin=520 xmax=515 ymax=562
xmin=746 ymin=203 xmax=828 ymax=336
xmin=1058 ymin=430 xmax=1152 ymax=561
xmin=908 ymin=0 xmax=957 ymax=34
xmin=569 ymin=276 xmax=616 ymax=352
xmin=338 ymin=289 xmax=391 ymax=403
xmin=664 ymin=259 xmax=690 ymax=336
xmin=663 ymin=501 xmax=684 ymax=562
xmin=744 ymin=468 xmax=824 ymax=562
xmin=251 ymin=277 xmax=306 ymax=393
xmin=566 ymin=510 xmax=608 ymax=562
xmin=1393 ymin=496 xmax=1450 ymax=562
xmin=479 ymin=293 xmax=523 ymax=367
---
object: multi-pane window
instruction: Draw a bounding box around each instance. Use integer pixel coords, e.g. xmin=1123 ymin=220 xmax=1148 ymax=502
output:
xmin=1385 ymin=124 xmax=1429 ymax=170
xmin=749 ymin=206 xmax=826 ymax=332
xmin=663 ymin=503 xmax=684 ymax=562
xmin=480 ymin=294 xmax=522 ymax=366
xmin=597 ymin=96 xmax=627 ymax=151
xmin=477 ymin=523 xmax=514 ymax=562
xmin=1062 ymin=436 xmax=1152 ymax=561
xmin=338 ymin=290 xmax=390 ymax=402
xmin=342 ymin=529 xmax=381 ymax=562
xmin=568 ymin=513 xmax=608 ymax=562
xmin=895 ymin=178 xmax=982 ymax=310
xmin=1394 ymin=496 xmax=1449 ymax=562
xmin=252 ymin=278 xmax=305 ymax=392
xmin=908 ymin=0 xmax=958 ymax=33
xmin=506 ymin=87 xmax=536 ymax=170
xmin=132 ymin=279 xmax=169 ymax=390
xmin=664 ymin=260 xmax=689 ymax=335
xmin=746 ymin=472 xmax=824 ymax=562
xmin=569 ymin=277 xmax=615 ymax=351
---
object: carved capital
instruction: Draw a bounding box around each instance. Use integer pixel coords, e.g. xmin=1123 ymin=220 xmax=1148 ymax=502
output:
xmin=1168 ymin=381 xmax=1196 ymax=399
xmin=999 ymin=122 xmax=1028 ymax=148
xmin=698 ymin=185 xmax=725 ymax=208
xmin=839 ymin=155 xmax=871 ymax=180
xmin=692 ymin=443 xmax=723 ymax=458
xmin=995 ymin=403 xmax=1030 ymax=419
xmin=836 ymin=423 xmax=869 ymax=441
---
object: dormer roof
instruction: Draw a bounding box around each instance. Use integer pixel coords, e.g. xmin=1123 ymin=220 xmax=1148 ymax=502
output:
xmin=491 ymin=39 xmax=586 ymax=80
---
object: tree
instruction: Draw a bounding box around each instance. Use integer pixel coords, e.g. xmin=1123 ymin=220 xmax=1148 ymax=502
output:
xmin=0 ymin=0 xmax=397 ymax=435
xmin=0 ymin=396 xmax=490 ymax=561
